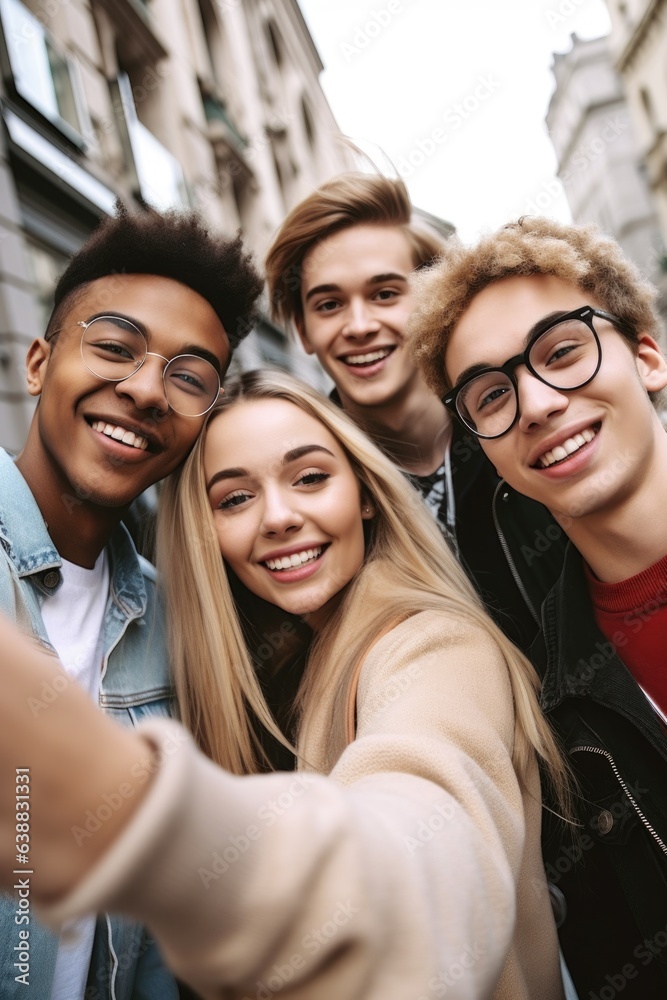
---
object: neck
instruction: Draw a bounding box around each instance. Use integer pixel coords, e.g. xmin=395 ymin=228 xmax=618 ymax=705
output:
xmin=16 ymin=447 xmax=123 ymax=570
xmin=554 ymin=425 xmax=667 ymax=584
xmin=343 ymin=392 xmax=452 ymax=476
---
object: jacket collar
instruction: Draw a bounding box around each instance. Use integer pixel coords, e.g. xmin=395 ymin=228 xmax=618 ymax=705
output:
xmin=538 ymin=543 xmax=665 ymax=742
xmin=0 ymin=449 xmax=60 ymax=578
xmin=0 ymin=448 xmax=146 ymax=616
xmin=448 ymin=423 xmax=497 ymax=502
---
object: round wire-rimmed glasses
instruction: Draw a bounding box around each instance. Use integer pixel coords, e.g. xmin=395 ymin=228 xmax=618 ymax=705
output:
xmin=443 ymin=305 xmax=632 ymax=440
xmin=79 ymin=314 xmax=223 ymax=417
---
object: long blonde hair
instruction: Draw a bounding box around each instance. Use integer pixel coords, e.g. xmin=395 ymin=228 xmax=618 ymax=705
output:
xmin=157 ymin=370 xmax=570 ymax=811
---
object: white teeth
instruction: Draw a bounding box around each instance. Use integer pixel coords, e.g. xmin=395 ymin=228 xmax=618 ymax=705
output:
xmin=91 ymin=420 xmax=149 ymax=451
xmin=265 ymin=547 xmax=322 ymax=571
xmin=344 ymin=348 xmax=391 ymax=366
xmin=538 ymin=427 xmax=598 ymax=468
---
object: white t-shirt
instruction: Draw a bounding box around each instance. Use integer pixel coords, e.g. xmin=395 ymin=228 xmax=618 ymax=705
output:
xmin=41 ymin=551 xmax=109 ymax=1000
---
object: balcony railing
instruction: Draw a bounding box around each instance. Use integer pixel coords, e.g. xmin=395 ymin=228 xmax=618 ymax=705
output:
xmin=202 ymin=92 xmax=247 ymax=152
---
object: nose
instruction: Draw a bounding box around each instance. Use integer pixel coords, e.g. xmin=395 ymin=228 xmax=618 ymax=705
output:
xmin=115 ymin=354 xmax=169 ymax=415
xmin=516 ymin=367 xmax=569 ymax=432
xmin=341 ymin=298 xmax=381 ymax=339
xmin=260 ymin=486 xmax=304 ymax=537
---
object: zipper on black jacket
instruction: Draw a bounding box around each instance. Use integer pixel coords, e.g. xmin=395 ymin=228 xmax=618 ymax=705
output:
xmin=491 ymin=480 xmax=539 ymax=624
xmin=571 ymin=744 xmax=667 ymax=856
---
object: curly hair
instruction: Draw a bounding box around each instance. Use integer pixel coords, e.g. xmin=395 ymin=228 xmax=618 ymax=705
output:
xmin=47 ymin=202 xmax=263 ymax=351
xmin=265 ymin=173 xmax=446 ymax=330
xmin=410 ymin=216 xmax=663 ymax=398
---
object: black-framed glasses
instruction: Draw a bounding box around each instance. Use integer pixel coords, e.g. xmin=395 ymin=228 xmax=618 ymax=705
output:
xmin=79 ymin=315 xmax=222 ymax=417
xmin=444 ymin=306 xmax=631 ymax=440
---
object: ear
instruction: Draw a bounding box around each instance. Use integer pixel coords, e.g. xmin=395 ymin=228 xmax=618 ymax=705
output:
xmin=361 ymin=499 xmax=376 ymax=520
xmin=24 ymin=339 xmax=52 ymax=397
xmin=635 ymin=334 xmax=667 ymax=393
xmin=294 ymin=314 xmax=315 ymax=356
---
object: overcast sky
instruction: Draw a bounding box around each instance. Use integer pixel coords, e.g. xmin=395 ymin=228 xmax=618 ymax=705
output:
xmin=298 ymin=0 xmax=612 ymax=243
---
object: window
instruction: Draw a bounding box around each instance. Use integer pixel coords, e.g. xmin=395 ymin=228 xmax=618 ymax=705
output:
xmin=640 ymin=87 xmax=657 ymax=130
xmin=266 ymin=19 xmax=283 ymax=66
xmin=115 ymin=71 xmax=189 ymax=211
xmin=0 ymin=0 xmax=90 ymax=145
xmin=301 ymin=97 xmax=315 ymax=147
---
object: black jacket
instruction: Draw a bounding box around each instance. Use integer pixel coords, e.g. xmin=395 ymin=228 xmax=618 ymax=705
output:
xmin=328 ymin=394 xmax=566 ymax=649
xmin=432 ymin=424 xmax=568 ymax=652
xmin=532 ymin=544 xmax=667 ymax=999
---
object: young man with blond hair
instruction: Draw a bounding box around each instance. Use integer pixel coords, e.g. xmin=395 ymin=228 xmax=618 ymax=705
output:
xmin=266 ymin=175 xmax=566 ymax=652
xmin=412 ymin=215 xmax=667 ymax=999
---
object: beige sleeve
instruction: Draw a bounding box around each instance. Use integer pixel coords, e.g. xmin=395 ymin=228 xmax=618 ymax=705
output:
xmin=39 ymin=613 xmax=526 ymax=1000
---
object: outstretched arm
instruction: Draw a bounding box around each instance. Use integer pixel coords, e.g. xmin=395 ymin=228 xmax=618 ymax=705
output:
xmin=0 ymin=615 xmax=154 ymax=901
xmin=0 ymin=613 xmax=557 ymax=1000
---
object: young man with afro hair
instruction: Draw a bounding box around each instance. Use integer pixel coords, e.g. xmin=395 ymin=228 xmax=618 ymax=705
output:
xmin=411 ymin=215 xmax=667 ymax=1000
xmin=0 ymin=203 xmax=262 ymax=1000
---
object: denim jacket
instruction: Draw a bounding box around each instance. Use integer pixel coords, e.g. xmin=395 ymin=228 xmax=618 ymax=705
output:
xmin=0 ymin=449 xmax=178 ymax=1000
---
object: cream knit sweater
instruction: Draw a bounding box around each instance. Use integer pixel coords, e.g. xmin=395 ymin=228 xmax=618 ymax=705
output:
xmin=44 ymin=609 xmax=564 ymax=1000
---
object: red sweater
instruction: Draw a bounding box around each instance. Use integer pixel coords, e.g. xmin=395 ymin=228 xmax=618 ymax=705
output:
xmin=585 ymin=553 xmax=667 ymax=717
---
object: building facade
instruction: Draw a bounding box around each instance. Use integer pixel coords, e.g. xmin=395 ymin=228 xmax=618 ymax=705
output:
xmin=605 ymin=0 xmax=667 ymax=248
xmin=547 ymin=31 xmax=665 ymax=311
xmin=0 ymin=0 xmax=351 ymax=452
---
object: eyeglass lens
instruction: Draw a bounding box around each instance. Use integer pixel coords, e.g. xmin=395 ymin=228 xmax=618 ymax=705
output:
xmin=81 ymin=316 xmax=220 ymax=416
xmin=457 ymin=316 xmax=599 ymax=437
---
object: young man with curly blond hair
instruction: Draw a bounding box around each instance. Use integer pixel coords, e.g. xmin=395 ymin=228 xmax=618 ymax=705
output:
xmin=266 ymin=175 xmax=566 ymax=653
xmin=411 ymin=215 xmax=667 ymax=1000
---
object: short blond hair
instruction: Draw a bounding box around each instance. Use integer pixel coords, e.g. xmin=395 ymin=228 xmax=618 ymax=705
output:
xmin=410 ymin=216 xmax=663 ymax=398
xmin=266 ymin=173 xmax=446 ymax=331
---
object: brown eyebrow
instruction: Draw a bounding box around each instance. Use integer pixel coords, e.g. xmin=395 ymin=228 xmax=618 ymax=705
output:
xmin=304 ymin=284 xmax=340 ymax=303
xmin=454 ymin=362 xmax=496 ymax=386
xmin=304 ymin=272 xmax=408 ymax=304
xmin=206 ymin=468 xmax=247 ymax=491
xmin=84 ymin=313 xmax=224 ymax=374
xmin=283 ymin=444 xmax=334 ymax=463
xmin=206 ymin=444 xmax=335 ymax=492
xmin=179 ymin=346 xmax=223 ymax=375
xmin=368 ymin=272 xmax=408 ymax=285
xmin=453 ymin=311 xmax=573 ymax=387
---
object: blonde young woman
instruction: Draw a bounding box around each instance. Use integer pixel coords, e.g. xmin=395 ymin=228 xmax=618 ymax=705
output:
xmin=0 ymin=370 xmax=570 ymax=1000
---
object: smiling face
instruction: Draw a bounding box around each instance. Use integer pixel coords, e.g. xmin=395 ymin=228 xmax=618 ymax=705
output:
xmin=446 ymin=274 xmax=667 ymax=528
xmin=204 ymin=398 xmax=372 ymax=627
xmin=19 ymin=274 xmax=230 ymax=514
xmin=298 ymin=224 xmax=428 ymax=414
